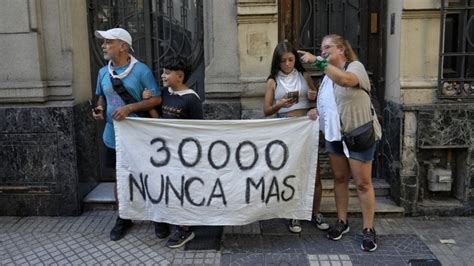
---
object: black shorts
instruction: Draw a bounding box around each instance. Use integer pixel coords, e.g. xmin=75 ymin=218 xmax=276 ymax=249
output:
xmin=104 ymin=146 xmax=117 ymax=169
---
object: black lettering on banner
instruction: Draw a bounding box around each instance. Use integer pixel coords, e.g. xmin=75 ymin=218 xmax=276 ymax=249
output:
xmin=207 ymin=178 xmax=227 ymax=206
xmin=265 ymin=176 xmax=280 ymax=204
xmin=265 ymin=140 xmax=289 ymax=171
xmin=208 ymin=140 xmax=231 ymax=169
xmin=129 ymin=173 xmax=146 ymax=201
xmin=245 ymin=177 xmax=265 ymax=203
xmin=165 ymin=175 xmax=185 ymax=206
xmin=184 ymin=177 xmax=205 ymax=206
xmin=281 ymin=175 xmax=296 ymax=201
xmin=150 ymin=138 xmax=170 ymax=167
xmin=236 ymin=141 xmax=258 ymax=170
xmin=145 ymin=174 xmax=164 ymax=204
xmin=178 ymin=138 xmax=202 ymax=167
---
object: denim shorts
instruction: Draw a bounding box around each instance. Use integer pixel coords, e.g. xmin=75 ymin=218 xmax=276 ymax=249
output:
xmin=325 ymin=140 xmax=378 ymax=162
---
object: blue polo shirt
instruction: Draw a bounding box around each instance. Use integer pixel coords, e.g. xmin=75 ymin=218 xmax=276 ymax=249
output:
xmin=96 ymin=61 xmax=160 ymax=149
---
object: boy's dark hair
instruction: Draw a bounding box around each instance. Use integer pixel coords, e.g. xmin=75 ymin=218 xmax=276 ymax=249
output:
xmin=161 ymin=56 xmax=192 ymax=83
xmin=268 ymin=41 xmax=306 ymax=81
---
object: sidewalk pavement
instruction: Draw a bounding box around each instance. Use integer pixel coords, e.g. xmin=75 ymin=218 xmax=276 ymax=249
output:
xmin=1 ymin=210 xmax=472 ymax=265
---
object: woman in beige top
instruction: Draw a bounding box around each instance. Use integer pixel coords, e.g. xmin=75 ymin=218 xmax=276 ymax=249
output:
xmin=299 ymin=34 xmax=381 ymax=252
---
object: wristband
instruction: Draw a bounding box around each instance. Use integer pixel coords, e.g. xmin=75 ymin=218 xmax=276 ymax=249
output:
xmin=312 ymin=56 xmax=328 ymax=71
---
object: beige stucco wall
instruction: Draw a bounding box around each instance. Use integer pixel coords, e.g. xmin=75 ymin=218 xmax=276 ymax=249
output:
xmin=0 ymin=0 xmax=92 ymax=103
xmin=70 ymin=1 xmax=92 ymax=103
xmin=403 ymin=0 xmax=441 ymax=10
xmin=204 ymin=1 xmax=241 ymax=96
xmin=237 ymin=0 xmax=278 ymax=118
xmin=0 ymin=0 xmax=46 ymax=102
xmin=400 ymin=9 xmax=440 ymax=105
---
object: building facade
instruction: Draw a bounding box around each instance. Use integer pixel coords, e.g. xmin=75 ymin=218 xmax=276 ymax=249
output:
xmin=0 ymin=0 xmax=472 ymax=216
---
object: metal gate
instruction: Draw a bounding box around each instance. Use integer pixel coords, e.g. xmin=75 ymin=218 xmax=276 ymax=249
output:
xmin=299 ymin=0 xmax=369 ymax=66
xmin=87 ymin=0 xmax=205 ymax=99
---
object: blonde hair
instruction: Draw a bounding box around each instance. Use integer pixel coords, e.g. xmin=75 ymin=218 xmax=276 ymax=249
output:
xmin=323 ymin=34 xmax=358 ymax=61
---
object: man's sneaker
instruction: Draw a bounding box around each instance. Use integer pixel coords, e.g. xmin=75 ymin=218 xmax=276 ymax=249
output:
xmin=312 ymin=213 xmax=329 ymax=230
xmin=288 ymin=219 xmax=302 ymax=233
xmin=361 ymin=228 xmax=377 ymax=252
xmin=327 ymin=219 xmax=350 ymax=240
xmin=154 ymin=222 xmax=170 ymax=239
xmin=110 ymin=217 xmax=133 ymax=241
xmin=166 ymin=227 xmax=195 ymax=248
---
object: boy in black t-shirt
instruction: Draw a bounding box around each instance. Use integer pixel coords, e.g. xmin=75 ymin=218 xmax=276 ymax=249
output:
xmin=144 ymin=57 xmax=203 ymax=248
xmin=145 ymin=60 xmax=203 ymax=120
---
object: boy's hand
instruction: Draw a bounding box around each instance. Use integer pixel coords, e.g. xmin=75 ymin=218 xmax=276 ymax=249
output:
xmin=143 ymin=89 xmax=152 ymax=100
xmin=92 ymin=105 xmax=104 ymax=121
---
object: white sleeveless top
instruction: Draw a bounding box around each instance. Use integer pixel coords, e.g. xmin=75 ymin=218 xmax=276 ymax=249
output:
xmin=317 ymin=75 xmax=342 ymax=141
xmin=274 ymin=69 xmax=313 ymax=114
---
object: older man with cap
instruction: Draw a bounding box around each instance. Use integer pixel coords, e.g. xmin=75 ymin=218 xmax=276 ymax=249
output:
xmin=92 ymin=28 xmax=169 ymax=241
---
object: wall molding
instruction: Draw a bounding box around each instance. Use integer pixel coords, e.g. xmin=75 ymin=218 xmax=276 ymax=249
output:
xmin=402 ymin=10 xmax=440 ymax=20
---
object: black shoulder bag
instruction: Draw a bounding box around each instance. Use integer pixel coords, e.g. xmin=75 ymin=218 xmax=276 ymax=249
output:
xmin=340 ymin=61 xmax=376 ymax=152
xmin=110 ymin=73 xmax=150 ymax=117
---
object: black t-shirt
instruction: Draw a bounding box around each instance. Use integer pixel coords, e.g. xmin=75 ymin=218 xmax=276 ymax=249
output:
xmin=160 ymin=88 xmax=204 ymax=119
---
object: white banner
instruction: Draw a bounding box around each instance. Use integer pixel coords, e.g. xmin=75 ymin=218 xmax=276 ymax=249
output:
xmin=114 ymin=117 xmax=319 ymax=225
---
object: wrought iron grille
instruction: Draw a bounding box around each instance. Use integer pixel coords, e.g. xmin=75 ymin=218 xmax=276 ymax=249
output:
xmin=438 ymin=0 xmax=474 ymax=100
xmin=299 ymin=0 xmax=369 ymax=66
xmin=87 ymin=0 xmax=204 ymax=99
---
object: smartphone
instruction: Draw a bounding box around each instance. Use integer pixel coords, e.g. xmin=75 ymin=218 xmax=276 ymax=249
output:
xmin=88 ymin=99 xmax=99 ymax=114
xmin=287 ymin=91 xmax=299 ymax=103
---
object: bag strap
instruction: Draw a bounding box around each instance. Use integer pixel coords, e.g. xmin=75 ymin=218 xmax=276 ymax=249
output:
xmin=109 ymin=72 xmax=150 ymax=117
xmin=109 ymin=72 xmax=137 ymax=105
xmin=339 ymin=61 xmax=375 ymax=131
xmin=344 ymin=61 xmax=372 ymax=97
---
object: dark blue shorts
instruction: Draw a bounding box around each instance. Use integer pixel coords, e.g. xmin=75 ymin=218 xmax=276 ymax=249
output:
xmin=325 ymin=140 xmax=378 ymax=162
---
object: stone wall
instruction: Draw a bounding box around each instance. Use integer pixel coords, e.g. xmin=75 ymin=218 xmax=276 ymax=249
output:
xmin=203 ymin=0 xmax=278 ymax=120
xmin=0 ymin=1 xmax=99 ymax=215
xmin=382 ymin=101 xmax=403 ymax=205
xmin=0 ymin=102 xmax=99 ymax=216
xmin=202 ymin=1 xmax=242 ymax=120
xmin=396 ymin=104 xmax=474 ymax=215
xmin=237 ymin=0 xmax=278 ymax=119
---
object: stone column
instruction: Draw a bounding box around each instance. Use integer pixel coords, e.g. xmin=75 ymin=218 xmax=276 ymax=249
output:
xmin=203 ymin=0 xmax=242 ymax=119
xmin=0 ymin=0 xmax=98 ymax=215
xmin=202 ymin=0 xmax=278 ymax=119
xmin=237 ymin=0 xmax=278 ymax=119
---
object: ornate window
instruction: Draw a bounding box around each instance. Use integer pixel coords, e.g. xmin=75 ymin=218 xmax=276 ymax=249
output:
xmin=439 ymin=0 xmax=474 ymax=100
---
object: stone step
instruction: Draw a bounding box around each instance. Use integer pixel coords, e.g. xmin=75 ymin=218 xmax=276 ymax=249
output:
xmin=319 ymin=196 xmax=405 ymax=217
xmin=321 ymin=178 xmax=390 ymax=197
xmin=83 ymin=182 xmax=116 ymax=211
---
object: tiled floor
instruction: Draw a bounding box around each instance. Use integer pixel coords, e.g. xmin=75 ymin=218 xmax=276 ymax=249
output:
xmin=1 ymin=211 xmax=472 ymax=265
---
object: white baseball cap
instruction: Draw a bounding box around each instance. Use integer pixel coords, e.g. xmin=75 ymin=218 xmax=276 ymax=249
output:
xmin=95 ymin=28 xmax=134 ymax=52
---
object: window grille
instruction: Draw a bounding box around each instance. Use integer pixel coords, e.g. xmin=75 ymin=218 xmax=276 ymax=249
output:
xmin=438 ymin=0 xmax=474 ymax=100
